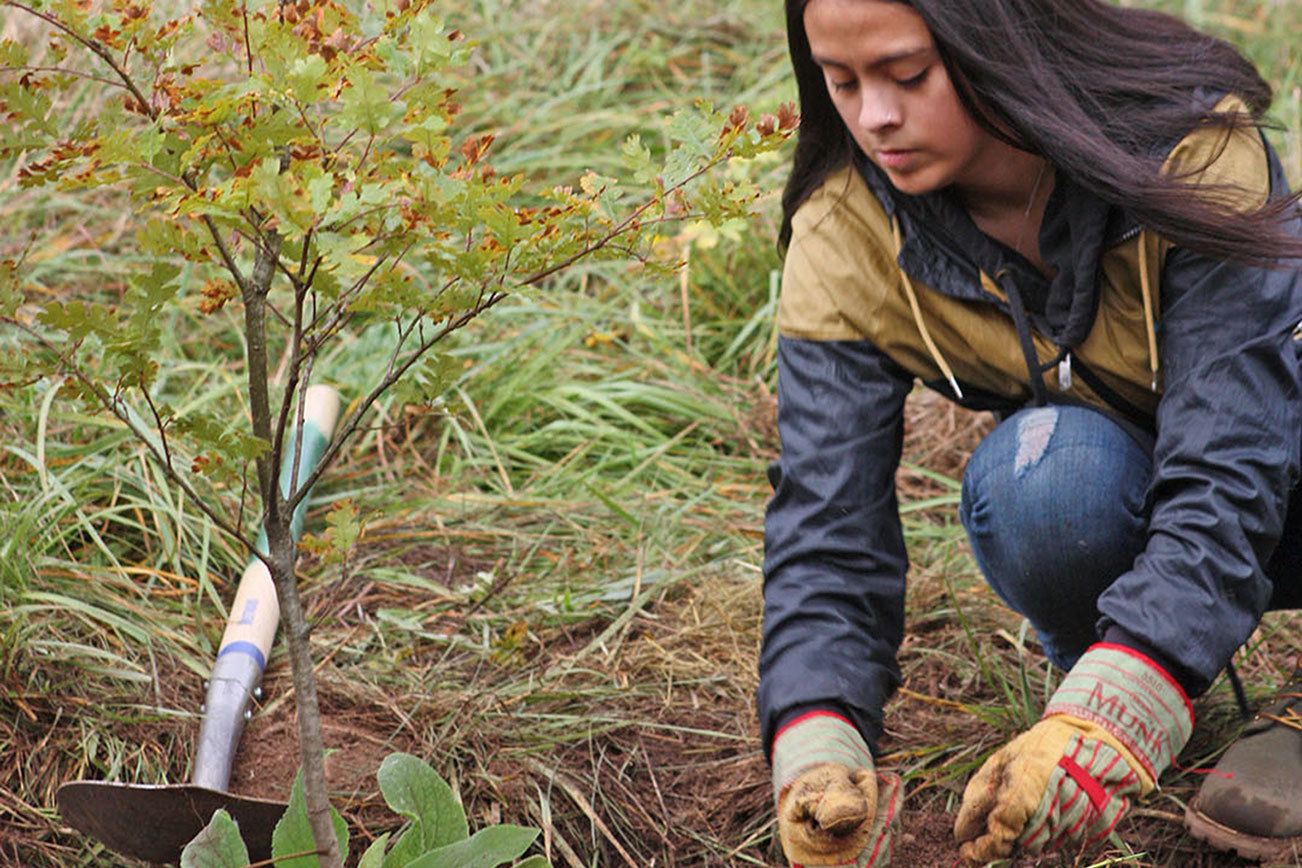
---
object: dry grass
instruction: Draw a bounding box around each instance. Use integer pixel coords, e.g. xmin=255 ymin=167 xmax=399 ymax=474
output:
xmin=2 ymin=0 xmax=1300 ymax=866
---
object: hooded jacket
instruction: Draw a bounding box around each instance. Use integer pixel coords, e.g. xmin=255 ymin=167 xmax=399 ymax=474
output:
xmin=758 ymin=97 xmax=1302 ymax=754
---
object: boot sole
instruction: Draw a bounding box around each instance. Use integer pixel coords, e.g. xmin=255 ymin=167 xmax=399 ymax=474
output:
xmin=1184 ymin=798 xmax=1302 ymax=864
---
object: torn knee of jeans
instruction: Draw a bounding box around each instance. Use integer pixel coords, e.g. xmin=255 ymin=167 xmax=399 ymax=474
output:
xmin=1014 ymin=407 xmax=1059 ymax=476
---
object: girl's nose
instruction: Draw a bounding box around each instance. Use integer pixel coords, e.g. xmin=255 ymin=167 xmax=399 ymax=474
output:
xmin=858 ymin=89 xmax=902 ymax=133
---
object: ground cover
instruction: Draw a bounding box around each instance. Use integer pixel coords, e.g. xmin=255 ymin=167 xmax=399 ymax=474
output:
xmin=2 ymin=0 xmax=1300 ymax=865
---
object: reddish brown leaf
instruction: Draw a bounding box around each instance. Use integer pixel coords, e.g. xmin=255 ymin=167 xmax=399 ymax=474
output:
xmin=776 ymin=101 xmax=800 ymax=131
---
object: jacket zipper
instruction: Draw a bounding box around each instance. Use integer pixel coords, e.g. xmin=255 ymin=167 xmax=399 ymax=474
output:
xmin=1110 ymin=224 xmax=1142 ymax=246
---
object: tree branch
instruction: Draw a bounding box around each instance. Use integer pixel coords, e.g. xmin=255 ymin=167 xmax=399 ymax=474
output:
xmin=2 ymin=316 xmax=258 ymax=554
xmin=243 ymin=226 xmax=283 ymax=524
xmin=141 ymin=388 xmax=173 ymax=470
xmin=200 ymin=215 xmax=251 ymax=295
xmin=282 ymin=169 xmax=720 ymax=511
xmin=271 ymin=265 xmax=310 ymax=503
xmin=3 ymin=1 xmax=157 ymax=121
xmin=302 ymin=242 xmax=414 ymax=341
xmin=286 ymin=351 xmax=314 ymax=506
xmin=285 ymin=287 xmax=508 ymax=511
xmin=1 ymin=65 xmax=127 ymax=90
xmin=516 ymin=161 xmax=718 ymax=289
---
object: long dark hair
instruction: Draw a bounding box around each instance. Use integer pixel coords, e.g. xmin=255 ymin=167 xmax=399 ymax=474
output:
xmin=779 ymin=0 xmax=1302 ymax=265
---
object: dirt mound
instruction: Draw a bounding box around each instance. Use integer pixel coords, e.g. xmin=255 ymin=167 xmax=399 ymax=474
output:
xmin=229 ymin=678 xmax=419 ymax=834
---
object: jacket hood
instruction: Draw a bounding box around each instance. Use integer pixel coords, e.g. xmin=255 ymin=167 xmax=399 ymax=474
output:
xmin=853 ymin=152 xmax=1138 ymax=353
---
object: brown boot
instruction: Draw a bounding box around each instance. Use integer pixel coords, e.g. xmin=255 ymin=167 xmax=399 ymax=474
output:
xmin=1185 ymin=658 xmax=1302 ymax=863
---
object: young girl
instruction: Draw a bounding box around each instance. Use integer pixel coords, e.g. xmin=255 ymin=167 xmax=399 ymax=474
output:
xmin=759 ymin=0 xmax=1302 ymax=864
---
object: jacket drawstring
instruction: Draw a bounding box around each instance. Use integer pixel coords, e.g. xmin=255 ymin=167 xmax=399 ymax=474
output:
xmin=998 ymin=269 xmax=1053 ymax=406
xmin=892 ymin=217 xmax=964 ymax=400
xmin=892 ymin=217 xmax=1159 ymax=404
xmin=1138 ymin=231 xmax=1160 ymax=391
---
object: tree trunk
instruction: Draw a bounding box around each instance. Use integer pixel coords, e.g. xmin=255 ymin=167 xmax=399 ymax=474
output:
xmin=266 ymin=523 xmax=343 ymax=868
xmin=243 ymin=210 xmax=341 ymax=867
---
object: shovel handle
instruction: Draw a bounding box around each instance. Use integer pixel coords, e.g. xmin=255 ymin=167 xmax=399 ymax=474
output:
xmin=192 ymin=385 xmax=341 ymax=791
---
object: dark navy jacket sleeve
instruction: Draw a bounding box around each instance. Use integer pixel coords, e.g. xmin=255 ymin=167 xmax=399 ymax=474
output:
xmin=758 ymin=335 xmax=914 ymax=756
xmin=1097 ymin=154 xmax=1302 ymax=693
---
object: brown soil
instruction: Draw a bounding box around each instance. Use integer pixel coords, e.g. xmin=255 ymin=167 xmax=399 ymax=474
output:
xmin=895 ymin=810 xmax=965 ymax=867
xmin=228 ymin=675 xmax=420 ymax=834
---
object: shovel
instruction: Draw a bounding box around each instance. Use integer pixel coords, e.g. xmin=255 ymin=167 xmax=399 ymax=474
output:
xmin=57 ymin=385 xmax=342 ymax=864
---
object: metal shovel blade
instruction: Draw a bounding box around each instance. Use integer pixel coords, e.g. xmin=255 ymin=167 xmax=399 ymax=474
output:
xmin=57 ymin=779 xmax=287 ymax=864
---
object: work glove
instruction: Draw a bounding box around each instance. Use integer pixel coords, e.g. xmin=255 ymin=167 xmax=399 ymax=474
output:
xmin=954 ymin=643 xmax=1193 ymax=862
xmin=772 ymin=711 xmax=901 ymax=866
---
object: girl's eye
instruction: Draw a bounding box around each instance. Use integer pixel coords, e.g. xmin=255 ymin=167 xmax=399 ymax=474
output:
xmin=831 ymin=79 xmax=856 ymax=93
xmin=896 ymin=68 xmax=930 ymax=89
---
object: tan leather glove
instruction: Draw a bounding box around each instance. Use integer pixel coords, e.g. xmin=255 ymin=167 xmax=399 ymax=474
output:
xmin=955 ymin=643 xmax=1194 ymax=863
xmin=773 ymin=712 xmax=901 ymax=866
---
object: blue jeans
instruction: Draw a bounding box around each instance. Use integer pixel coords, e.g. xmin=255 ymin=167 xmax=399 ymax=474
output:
xmin=959 ymin=405 xmax=1299 ymax=671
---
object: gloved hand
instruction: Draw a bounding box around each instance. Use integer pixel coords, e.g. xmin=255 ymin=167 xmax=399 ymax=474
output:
xmin=773 ymin=711 xmax=901 ymax=866
xmin=954 ymin=643 xmax=1193 ymax=862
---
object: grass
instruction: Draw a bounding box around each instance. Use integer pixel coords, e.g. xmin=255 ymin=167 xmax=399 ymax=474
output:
xmin=1 ymin=0 xmax=1300 ymax=866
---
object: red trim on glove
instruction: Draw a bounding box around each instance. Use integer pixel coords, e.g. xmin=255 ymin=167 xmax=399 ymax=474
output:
xmin=772 ymin=709 xmax=856 ymax=751
xmin=1089 ymin=641 xmax=1194 ymax=721
xmin=1059 ymin=754 xmax=1110 ymax=814
xmin=863 ymin=775 xmax=901 ymax=867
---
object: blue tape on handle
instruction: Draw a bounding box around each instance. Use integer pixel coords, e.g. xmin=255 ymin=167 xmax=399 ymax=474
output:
xmin=216 ymin=640 xmax=267 ymax=671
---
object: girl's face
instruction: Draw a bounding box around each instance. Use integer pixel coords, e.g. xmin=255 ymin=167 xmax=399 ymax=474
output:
xmin=803 ymin=0 xmax=996 ymax=196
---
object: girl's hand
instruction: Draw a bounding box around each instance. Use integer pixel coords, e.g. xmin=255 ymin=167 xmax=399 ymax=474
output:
xmin=772 ymin=712 xmax=901 ymax=866
xmin=955 ymin=644 xmax=1193 ymax=862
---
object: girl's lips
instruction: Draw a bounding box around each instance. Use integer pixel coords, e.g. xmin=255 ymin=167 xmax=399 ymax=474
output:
xmin=876 ymin=149 xmax=918 ymax=170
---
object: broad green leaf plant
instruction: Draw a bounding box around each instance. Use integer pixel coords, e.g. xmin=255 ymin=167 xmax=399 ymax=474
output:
xmin=181 ymin=753 xmax=547 ymax=868
xmin=0 ymin=0 xmax=794 ymax=864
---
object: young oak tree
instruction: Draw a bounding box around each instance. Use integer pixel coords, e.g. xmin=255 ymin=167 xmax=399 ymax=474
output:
xmin=0 ymin=0 xmax=795 ymax=864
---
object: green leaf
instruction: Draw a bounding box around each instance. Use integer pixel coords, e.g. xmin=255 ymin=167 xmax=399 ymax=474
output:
xmin=137 ymin=124 xmax=166 ymax=163
xmin=136 ymin=217 xmax=205 ymax=260
xmin=382 ymin=824 xmax=428 ymax=868
xmin=407 ymin=10 xmax=469 ymax=75
xmin=248 ymin=154 xmax=317 ymax=235
xmin=325 ymin=500 xmax=362 ymax=551
xmin=128 ymin=262 xmax=182 ymax=312
xmin=288 ymin=54 xmax=329 ymax=103
xmin=390 ymin=353 xmax=461 ymax=408
xmin=272 ymin=770 xmax=350 ymax=867
xmin=306 ymin=171 xmax=335 ymax=215
xmin=244 ymin=97 xmax=307 ymax=151
xmin=0 ymin=258 xmax=19 ymax=318
xmin=351 ymin=266 xmax=424 ymax=316
xmin=313 ymin=230 xmax=372 ymax=282
xmin=377 ymin=753 xmax=468 ymax=850
xmin=0 ymin=39 xmax=30 ymax=68
xmin=299 ymin=499 xmax=366 ymax=565
xmin=402 ymin=113 xmax=451 ymax=166
xmin=514 ymin=857 xmax=551 ymax=868
xmin=620 ymin=134 xmax=655 ymax=184
xmin=180 ymin=809 xmax=251 ymax=868
xmin=358 ymin=832 xmax=391 ymax=868
xmin=404 ymin=826 xmax=539 ymax=868
xmin=0 ymin=79 xmax=56 ymax=138
xmin=174 ymin=412 xmax=270 ymax=463
xmin=669 ymin=101 xmax=719 ymax=157
xmin=38 ymin=301 xmax=118 ymax=342
xmin=661 ymin=103 xmax=725 ymax=187
xmin=250 ymin=155 xmax=287 ymax=202
xmin=340 ymin=67 xmax=404 ymax=136
xmin=97 ymin=124 xmax=159 ymax=167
